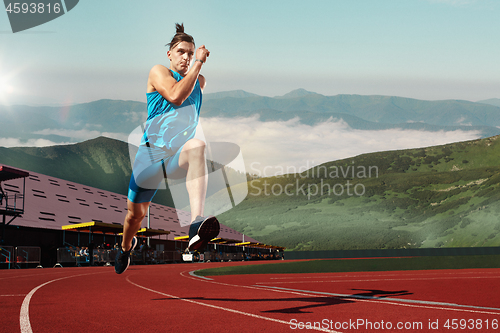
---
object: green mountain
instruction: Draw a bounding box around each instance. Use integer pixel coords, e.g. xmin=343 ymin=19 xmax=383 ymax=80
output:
xmin=477 ymin=98 xmax=500 ymax=108
xmin=0 ymin=136 xmax=248 ymax=209
xmin=218 ymin=135 xmax=500 ymax=251
xmin=277 ymin=88 xmax=322 ymax=99
xmin=203 ymin=90 xmax=260 ymax=100
xmin=0 ymin=136 xmax=174 ymax=206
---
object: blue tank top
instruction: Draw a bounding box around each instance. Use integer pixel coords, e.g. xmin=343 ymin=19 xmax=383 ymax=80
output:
xmin=142 ymin=69 xmax=202 ymax=151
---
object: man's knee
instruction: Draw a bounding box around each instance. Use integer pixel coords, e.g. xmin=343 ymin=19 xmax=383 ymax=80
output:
xmin=186 ymin=139 xmax=206 ymax=159
xmin=126 ymin=204 xmax=148 ymax=224
xmin=187 ymin=139 xmax=206 ymax=150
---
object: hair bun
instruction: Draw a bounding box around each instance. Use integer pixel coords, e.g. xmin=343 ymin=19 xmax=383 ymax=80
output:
xmin=175 ymin=23 xmax=185 ymax=34
xmin=166 ymin=23 xmax=194 ymax=50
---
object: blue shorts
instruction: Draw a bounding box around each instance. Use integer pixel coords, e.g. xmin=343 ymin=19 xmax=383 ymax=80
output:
xmin=127 ymin=144 xmax=187 ymax=203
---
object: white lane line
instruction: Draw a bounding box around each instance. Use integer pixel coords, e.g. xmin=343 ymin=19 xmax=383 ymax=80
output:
xmin=0 ymin=272 xmax=76 ymax=280
xmin=255 ymin=285 xmax=500 ymax=316
xmin=125 ymin=275 xmax=341 ymax=333
xmin=181 ymin=270 xmax=325 ymax=298
xmin=20 ymin=271 xmax=108 ymax=333
xmin=268 ymin=270 xmax=500 ymax=280
xmin=188 ymin=270 xmax=213 ymax=280
xmin=256 ymin=275 xmax=500 ymax=284
xmin=1 ymin=294 xmax=26 ymax=297
xmin=183 ymin=270 xmax=500 ymax=316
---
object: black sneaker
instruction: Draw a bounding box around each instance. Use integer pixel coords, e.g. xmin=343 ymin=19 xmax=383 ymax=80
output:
xmin=187 ymin=216 xmax=220 ymax=251
xmin=114 ymin=236 xmax=137 ymax=274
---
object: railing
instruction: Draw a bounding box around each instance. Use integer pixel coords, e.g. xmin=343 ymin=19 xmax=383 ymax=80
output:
xmin=0 ymin=193 xmax=25 ymax=213
xmin=56 ymin=248 xmax=113 ymax=267
xmin=54 ymin=247 xmax=282 ymax=267
xmin=0 ymin=246 xmax=14 ymax=269
xmin=131 ymin=250 xmax=182 ymax=264
xmin=15 ymin=246 xmax=42 ymax=268
xmin=56 ymin=248 xmax=182 ymax=267
xmin=0 ymin=246 xmax=41 ymax=269
xmin=183 ymin=252 xmax=246 ymax=262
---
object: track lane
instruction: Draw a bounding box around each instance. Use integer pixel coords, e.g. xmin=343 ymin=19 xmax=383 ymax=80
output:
xmin=2 ymin=264 xmax=499 ymax=332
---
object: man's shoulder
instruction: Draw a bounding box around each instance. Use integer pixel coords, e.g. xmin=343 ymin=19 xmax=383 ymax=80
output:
xmin=150 ymin=64 xmax=173 ymax=77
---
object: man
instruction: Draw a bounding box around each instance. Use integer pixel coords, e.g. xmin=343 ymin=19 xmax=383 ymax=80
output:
xmin=115 ymin=23 xmax=219 ymax=274
xmin=139 ymin=240 xmax=147 ymax=264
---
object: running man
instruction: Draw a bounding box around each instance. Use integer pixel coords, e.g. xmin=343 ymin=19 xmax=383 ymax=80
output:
xmin=115 ymin=23 xmax=219 ymax=274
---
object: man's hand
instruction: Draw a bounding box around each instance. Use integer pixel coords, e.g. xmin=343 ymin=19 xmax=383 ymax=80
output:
xmin=196 ymin=45 xmax=210 ymax=63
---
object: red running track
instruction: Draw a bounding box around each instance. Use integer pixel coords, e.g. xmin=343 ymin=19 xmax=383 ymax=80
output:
xmin=1 ymin=262 xmax=499 ymax=332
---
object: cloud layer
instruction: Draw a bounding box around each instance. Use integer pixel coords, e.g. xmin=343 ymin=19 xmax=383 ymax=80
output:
xmin=0 ymin=117 xmax=483 ymax=178
xmin=199 ymin=116 xmax=482 ymax=177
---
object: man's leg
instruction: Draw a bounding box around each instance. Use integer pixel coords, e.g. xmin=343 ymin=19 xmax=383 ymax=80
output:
xmin=115 ymin=200 xmax=150 ymax=274
xmin=122 ymin=200 xmax=150 ymax=251
xmin=177 ymin=138 xmax=220 ymax=251
xmin=178 ymin=138 xmax=208 ymax=218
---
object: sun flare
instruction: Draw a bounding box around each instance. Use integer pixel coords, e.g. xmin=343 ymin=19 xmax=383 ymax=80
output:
xmin=0 ymin=70 xmax=18 ymax=105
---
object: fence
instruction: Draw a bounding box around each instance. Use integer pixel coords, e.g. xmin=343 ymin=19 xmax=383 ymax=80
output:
xmin=0 ymin=246 xmax=14 ymax=269
xmin=0 ymin=246 xmax=41 ymax=269
xmin=284 ymin=247 xmax=500 ymax=260
xmin=131 ymin=250 xmax=182 ymax=264
xmin=220 ymin=252 xmax=244 ymax=262
xmin=56 ymin=248 xmax=182 ymax=267
xmin=56 ymin=248 xmax=114 ymax=267
xmin=183 ymin=251 xmax=246 ymax=262
xmin=54 ymin=247 xmax=283 ymax=267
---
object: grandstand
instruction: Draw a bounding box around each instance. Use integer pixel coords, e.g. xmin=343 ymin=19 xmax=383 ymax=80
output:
xmin=0 ymin=164 xmax=277 ymax=268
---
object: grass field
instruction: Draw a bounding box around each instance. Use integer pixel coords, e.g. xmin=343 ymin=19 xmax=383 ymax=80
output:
xmin=195 ymin=255 xmax=500 ymax=276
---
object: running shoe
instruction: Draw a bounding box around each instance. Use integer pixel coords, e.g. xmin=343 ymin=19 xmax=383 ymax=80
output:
xmin=187 ymin=216 xmax=220 ymax=251
xmin=114 ymin=236 xmax=137 ymax=274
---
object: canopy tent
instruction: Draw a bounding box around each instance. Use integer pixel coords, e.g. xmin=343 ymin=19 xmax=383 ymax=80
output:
xmin=173 ymin=236 xmax=240 ymax=244
xmin=62 ymin=221 xmax=124 ymax=234
xmin=62 ymin=221 xmax=170 ymax=237
xmin=0 ymin=165 xmax=29 ymax=182
xmin=234 ymin=241 xmax=286 ymax=251
xmin=174 ymin=236 xmax=286 ymax=251
xmin=61 ymin=221 xmax=170 ymax=246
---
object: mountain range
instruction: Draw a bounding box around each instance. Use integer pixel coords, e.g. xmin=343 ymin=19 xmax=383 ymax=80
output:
xmin=1 ymin=90 xmax=500 ymax=145
xmin=2 ymin=90 xmax=500 ymax=251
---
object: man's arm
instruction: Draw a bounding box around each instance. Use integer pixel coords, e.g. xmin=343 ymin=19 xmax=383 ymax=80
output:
xmin=199 ymin=74 xmax=206 ymax=92
xmin=149 ymin=45 xmax=209 ymax=105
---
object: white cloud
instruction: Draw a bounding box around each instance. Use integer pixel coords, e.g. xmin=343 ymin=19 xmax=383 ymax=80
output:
xmin=32 ymin=128 xmax=128 ymax=142
xmin=199 ymin=116 xmax=482 ymax=177
xmin=0 ymin=137 xmax=69 ymax=148
xmin=0 ymin=129 xmax=129 ymax=148
xmin=455 ymin=116 xmax=473 ymax=126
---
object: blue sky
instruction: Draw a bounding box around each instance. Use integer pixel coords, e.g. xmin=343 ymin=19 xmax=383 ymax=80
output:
xmin=0 ymin=0 xmax=499 ymax=106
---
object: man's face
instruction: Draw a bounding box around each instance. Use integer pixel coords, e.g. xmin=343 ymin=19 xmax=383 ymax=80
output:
xmin=168 ymin=41 xmax=195 ymax=76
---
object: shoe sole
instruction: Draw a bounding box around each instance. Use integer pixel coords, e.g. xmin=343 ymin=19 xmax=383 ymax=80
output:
xmin=198 ymin=216 xmax=220 ymax=240
xmin=188 ymin=217 xmax=220 ymax=251
xmin=115 ymin=236 xmax=137 ymax=274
